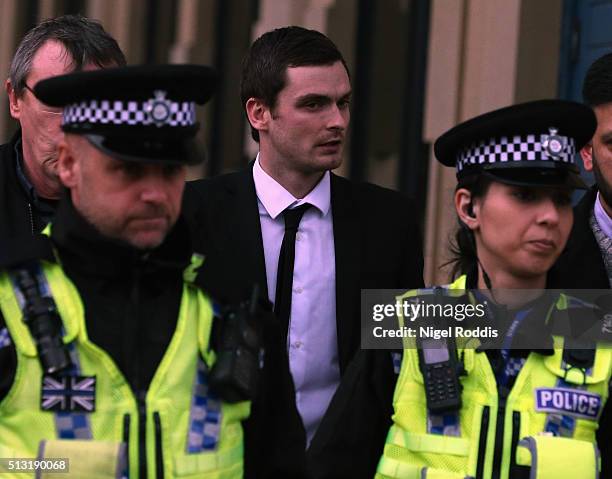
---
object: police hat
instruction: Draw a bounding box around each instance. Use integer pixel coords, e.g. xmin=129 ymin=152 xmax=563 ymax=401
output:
xmin=34 ymin=64 xmax=217 ymax=165
xmin=434 ymin=100 xmax=596 ymax=189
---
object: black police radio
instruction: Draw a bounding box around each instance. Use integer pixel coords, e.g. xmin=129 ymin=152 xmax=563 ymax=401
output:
xmin=209 ymin=285 xmax=266 ymax=403
xmin=418 ymin=336 xmax=463 ymax=413
xmin=12 ymin=267 xmax=72 ymax=374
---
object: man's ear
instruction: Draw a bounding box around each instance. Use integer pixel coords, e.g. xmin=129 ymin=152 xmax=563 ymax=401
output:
xmin=580 ymin=141 xmax=594 ymax=172
xmin=57 ymin=138 xmax=79 ymax=188
xmin=245 ymin=98 xmax=270 ymax=135
xmin=455 ymin=188 xmax=480 ymax=231
xmin=6 ymin=79 xmax=21 ymax=120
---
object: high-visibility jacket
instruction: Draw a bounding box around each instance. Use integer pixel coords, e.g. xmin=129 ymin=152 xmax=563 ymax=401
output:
xmin=377 ymin=276 xmax=611 ymax=479
xmin=0 ymin=257 xmax=249 ymax=479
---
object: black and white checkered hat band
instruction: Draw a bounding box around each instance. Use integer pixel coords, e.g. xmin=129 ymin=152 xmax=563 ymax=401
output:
xmin=62 ymin=99 xmax=196 ymax=128
xmin=457 ymin=134 xmax=576 ymax=172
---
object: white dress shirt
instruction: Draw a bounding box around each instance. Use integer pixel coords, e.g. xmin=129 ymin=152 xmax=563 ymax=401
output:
xmin=252 ymin=156 xmax=340 ymax=446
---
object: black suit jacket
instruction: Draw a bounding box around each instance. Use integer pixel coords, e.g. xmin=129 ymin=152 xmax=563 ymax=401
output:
xmin=0 ymin=131 xmax=39 ymax=239
xmin=183 ymin=165 xmax=424 ymax=478
xmin=0 ymin=130 xmax=56 ymax=242
xmin=548 ymin=186 xmax=609 ymax=288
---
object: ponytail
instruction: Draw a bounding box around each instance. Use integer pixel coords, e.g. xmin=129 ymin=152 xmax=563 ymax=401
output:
xmin=445 ymin=174 xmax=493 ymax=280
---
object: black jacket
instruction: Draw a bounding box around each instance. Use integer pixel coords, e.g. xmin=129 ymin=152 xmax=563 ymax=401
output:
xmin=548 ymin=186 xmax=609 ymax=288
xmin=0 ymin=131 xmax=47 ymax=239
xmin=183 ymin=166 xmax=424 ymax=479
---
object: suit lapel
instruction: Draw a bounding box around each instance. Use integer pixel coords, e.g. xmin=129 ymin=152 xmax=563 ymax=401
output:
xmin=195 ymin=165 xmax=269 ymax=303
xmin=225 ymin=165 xmax=270 ymax=301
xmin=331 ymin=173 xmax=361 ymax=374
xmin=566 ymin=187 xmax=608 ymax=287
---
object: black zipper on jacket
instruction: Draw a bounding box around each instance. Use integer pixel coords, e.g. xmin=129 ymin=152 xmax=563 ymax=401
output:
xmin=27 ymin=203 xmax=34 ymax=234
xmin=491 ymin=388 xmax=510 ymax=479
xmin=138 ymin=391 xmax=147 ymax=479
xmin=129 ymin=262 xmax=146 ymax=479
xmin=476 ymin=406 xmax=490 ymax=479
xmin=154 ymin=412 xmax=164 ymax=479
xmin=122 ymin=414 xmax=131 ymax=475
xmin=508 ymin=411 xmax=524 ymax=479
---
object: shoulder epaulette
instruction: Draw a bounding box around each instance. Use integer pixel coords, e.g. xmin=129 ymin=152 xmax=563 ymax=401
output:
xmin=0 ymin=234 xmax=56 ymax=269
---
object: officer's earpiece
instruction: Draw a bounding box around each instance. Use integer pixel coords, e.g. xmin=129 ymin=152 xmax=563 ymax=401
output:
xmin=466 ymin=202 xmax=476 ymax=218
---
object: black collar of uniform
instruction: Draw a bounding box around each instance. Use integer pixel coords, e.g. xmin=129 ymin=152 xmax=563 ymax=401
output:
xmin=50 ymin=191 xmax=193 ymax=279
xmin=0 ymin=233 xmax=55 ymax=269
xmin=464 ymin=266 xmax=556 ymax=355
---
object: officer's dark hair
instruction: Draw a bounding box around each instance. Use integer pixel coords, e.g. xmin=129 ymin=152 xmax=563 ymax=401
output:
xmin=9 ymin=14 xmax=126 ymax=97
xmin=583 ymin=52 xmax=612 ymax=107
xmin=446 ymin=174 xmax=494 ymax=280
xmin=240 ymin=25 xmax=349 ymax=142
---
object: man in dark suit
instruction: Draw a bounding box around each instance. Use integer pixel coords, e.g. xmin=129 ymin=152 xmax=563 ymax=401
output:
xmin=548 ymin=53 xmax=612 ymax=289
xmin=184 ymin=26 xmax=424 ymax=478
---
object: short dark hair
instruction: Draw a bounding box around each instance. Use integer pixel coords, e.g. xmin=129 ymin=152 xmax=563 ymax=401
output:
xmin=9 ymin=14 xmax=126 ymax=96
xmin=240 ymin=25 xmax=349 ymax=142
xmin=583 ymin=52 xmax=612 ymax=107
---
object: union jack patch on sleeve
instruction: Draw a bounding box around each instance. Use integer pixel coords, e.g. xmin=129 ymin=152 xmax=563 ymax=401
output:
xmin=41 ymin=375 xmax=96 ymax=412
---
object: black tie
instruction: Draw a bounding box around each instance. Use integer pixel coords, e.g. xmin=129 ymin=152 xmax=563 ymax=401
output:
xmin=274 ymin=203 xmax=311 ymax=337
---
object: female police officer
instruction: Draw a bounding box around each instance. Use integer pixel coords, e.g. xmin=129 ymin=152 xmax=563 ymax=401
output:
xmin=308 ymin=100 xmax=612 ymax=479
xmin=375 ymin=99 xmax=612 ymax=479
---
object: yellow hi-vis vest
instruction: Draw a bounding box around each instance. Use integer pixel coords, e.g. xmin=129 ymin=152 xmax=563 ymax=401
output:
xmin=376 ymin=276 xmax=612 ymax=479
xmin=0 ymin=257 xmax=250 ymax=479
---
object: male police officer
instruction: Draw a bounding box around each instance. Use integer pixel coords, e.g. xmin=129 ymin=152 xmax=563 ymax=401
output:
xmin=0 ymin=65 xmax=252 ymax=478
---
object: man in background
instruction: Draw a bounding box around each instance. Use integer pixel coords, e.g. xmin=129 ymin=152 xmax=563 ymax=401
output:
xmin=184 ymin=26 xmax=424 ymax=478
xmin=549 ymin=53 xmax=612 ymax=289
xmin=1 ymin=14 xmax=125 ymax=238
